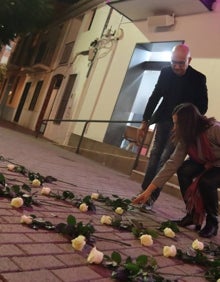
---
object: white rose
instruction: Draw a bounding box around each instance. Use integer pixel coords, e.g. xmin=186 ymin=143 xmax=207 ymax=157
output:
xmin=163 ymin=245 xmax=177 ymax=257
xmin=140 ymin=234 xmax=153 ymax=246
xmin=11 ymin=197 xmax=24 ymax=208
xmin=79 ymin=203 xmax=88 ymax=212
xmin=100 ymin=215 xmax=112 ymax=225
xmin=7 ymin=164 xmax=15 ymax=171
xmin=164 ymin=227 xmax=176 ymax=238
xmin=32 ymin=179 xmax=41 ymax=187
xmin=115 ymin=207 xmax=124 ymax=215
xmin=91 ymin=193 xmax=99 ymax=200
xmin=192 ymin=239 xmax=204 ymax=251
xmin=216 ymin=279 xmax=220 ymax=282
xmin=20 ymin=215 xmax=33 ymax=224
xmin=87 ymin=247 xmax=104 ymax=264
xmin=71 ymin=235 xmax=86 ymax=251
xmin=41 ymin=187 xmax=51 ymax=195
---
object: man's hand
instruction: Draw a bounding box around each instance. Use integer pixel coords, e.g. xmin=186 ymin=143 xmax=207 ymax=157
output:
xmin=137 ymin=121 xmax=148 ymax=146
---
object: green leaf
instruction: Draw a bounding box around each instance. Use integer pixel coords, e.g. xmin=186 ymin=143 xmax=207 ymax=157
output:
xmin=22 ymin=194 xmax=33 ymax=206
xmin=111 ymin=251 xmax=122 ymax=264
xmin=28 ymin=172 xmax=35 ymax=181
xmin=125 ymin=256 xmax=132 ymax=264
xmin=11 ymin=185 xmax=21 ymax=194
xmin=62 ymin=190 xmax=74 ymax=199
xmin=15 ymin=165 xmax=26 ymax=174
xmin=83 ymin=195 xmax=91 ymax=203
xmin=136 ymin=255 xmax=148 ymax=268
xmin=55 ymin=223 xmax=67 ymax=233
xmin=0 ymin=173 xmax=5 ymax=186
xmin=67 ymin=215 xmax=76 ymax=226
xmin=124 ymin=262 xmax=140 ymax=274
xmin=22 ymin=183 xmax=31 ymax=192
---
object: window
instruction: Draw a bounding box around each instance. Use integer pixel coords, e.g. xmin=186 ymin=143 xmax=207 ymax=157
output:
xmin=87 ymin=9 xmax=96 ymax=31
xmin=34 ymin=42 xmax=47 ymax=64
xmin=81 ymin=9 xmax=97 ymax=32
xmin=14 ymin=82 xmax=31 ymax=122
xmin=54 ymin=74 xmax=77 ymax=123
xmin=8 ymin=76 xmax=20 ymax=104
xmin=29 ymin=80 xmax=43 ymax=111
xmin=59 ymin=42 xmax=74 ymax=64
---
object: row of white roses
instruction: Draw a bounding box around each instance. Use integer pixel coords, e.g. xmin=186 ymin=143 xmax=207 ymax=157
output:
xmin=8 ymin=164 xmax=220 ymax=280
xmin=7 ymin=164 xmax=103 ymax=263
xmin=20 ymin=211 xmax=205 ymax=263
xmin=11 ymin=187 xmax=125 ymax=215
xmin=15 ymin=186 xmax=205 ymax=260
xmin=7 ymin=169 xmax=206 ymax=260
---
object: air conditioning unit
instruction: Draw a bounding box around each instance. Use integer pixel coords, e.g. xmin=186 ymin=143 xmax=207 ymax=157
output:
xmin=147 ymin=14 xmax=175 ymax=28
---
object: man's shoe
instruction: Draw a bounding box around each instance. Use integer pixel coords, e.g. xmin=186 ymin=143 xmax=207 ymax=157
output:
xmin=140 ymin=198 xmax=154 ymax=212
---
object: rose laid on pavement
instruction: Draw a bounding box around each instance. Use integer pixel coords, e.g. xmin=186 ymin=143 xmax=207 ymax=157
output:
xmin=163 ymin=245 xmax=177 ymax=257
xmin=11 ymin=197 xmax=24 ymax=208
xmin=71 ymin=235 xmax=86 ymax=251
xmin=164 ymin=227 xmax=176 ymax=238
xmin=20 ymin=215 xmax=33 ymax=224
xmin=7 ymin=164 xmax=15 ymax=171
xmin=79 ymin=203 xmax=88 ymax=212
xmin=41 ymin=187 xmax=51 ymax=195
xmin=140 ymin=234 xmax=153 ymax=246
xmin=192 ymin=239 xmax=204 ymax=251
xmin=32 ymin=179 xmax=41 ymax=187
xmin=115 ymin=207 xmax=124 ymax=215
xmin=100 ymin=215 xmax=112 ymax=225
xmin=87 ymin=247 xmax=104 ymax=264
xmin=91 ymin=193 xmax=99 ymax=200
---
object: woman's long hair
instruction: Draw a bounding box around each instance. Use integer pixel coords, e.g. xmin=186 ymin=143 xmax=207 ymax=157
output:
xmin=172 ymin=103 xmax=215 ymax=148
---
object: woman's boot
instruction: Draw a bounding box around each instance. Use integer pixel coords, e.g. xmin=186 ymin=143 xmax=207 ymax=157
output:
xmin=199 ymin=214 xmax=218 ymax=238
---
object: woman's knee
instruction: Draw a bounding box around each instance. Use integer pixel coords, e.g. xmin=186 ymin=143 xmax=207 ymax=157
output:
xmin=178 ymin=160 xmax=204 ymax=179
xmin=177 ymin=164 xmax=191 ymax=180
xmin=198 ymin=176 xmax=217 ymax=192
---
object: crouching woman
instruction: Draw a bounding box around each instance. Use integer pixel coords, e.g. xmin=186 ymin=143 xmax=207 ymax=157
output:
xmin=132 ymin=103 xmax=220 ymax=238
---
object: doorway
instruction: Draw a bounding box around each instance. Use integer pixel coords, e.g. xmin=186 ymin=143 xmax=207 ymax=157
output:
xmin=104 ymin=40 xmax=183 ymax=147
xmin=14 ymin=82 xmax=31 ymax=122
xmin=35 ymin=74 xmax=64 ymax=133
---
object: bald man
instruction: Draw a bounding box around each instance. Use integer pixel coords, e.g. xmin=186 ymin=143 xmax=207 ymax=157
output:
xmin=137 ymin=44 xmax=208 ymax=211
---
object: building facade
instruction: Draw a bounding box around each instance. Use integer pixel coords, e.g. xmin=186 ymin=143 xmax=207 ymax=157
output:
xmin=1 ymin=0 xmax=220 ymax=151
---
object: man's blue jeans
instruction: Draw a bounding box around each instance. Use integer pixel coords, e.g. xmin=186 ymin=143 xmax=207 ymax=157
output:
xmin=141 ymin=120 xmax=175 ymax=202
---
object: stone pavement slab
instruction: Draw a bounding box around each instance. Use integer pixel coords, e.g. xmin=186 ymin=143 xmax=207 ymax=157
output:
xmin=0 ymin=125 xmax=218 ymax=282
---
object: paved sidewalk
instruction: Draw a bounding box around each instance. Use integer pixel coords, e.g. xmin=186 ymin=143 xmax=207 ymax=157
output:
xmin=0 ymin=124 xmax=219 ymax=282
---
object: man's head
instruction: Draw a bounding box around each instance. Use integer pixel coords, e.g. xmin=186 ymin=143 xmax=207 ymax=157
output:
xmin=171 ymin=44 xmax=191 ymax=76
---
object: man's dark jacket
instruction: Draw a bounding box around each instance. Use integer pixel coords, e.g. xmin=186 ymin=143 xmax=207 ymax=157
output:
xmin=143 ymin=65 xmax=208 ymax=124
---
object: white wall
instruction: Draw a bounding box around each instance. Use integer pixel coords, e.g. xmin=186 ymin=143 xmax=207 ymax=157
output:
xmin=134 ymin=0 xmax=220 ymax=119
xmin=71 ymin=8 xmax=148 ymax=142
xmin=45 ymin=1 xmax=220 ymax=145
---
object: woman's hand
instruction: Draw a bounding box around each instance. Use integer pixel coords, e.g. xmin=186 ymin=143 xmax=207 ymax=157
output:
xmin=132 ymin=183 xmax=157 ymax=205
